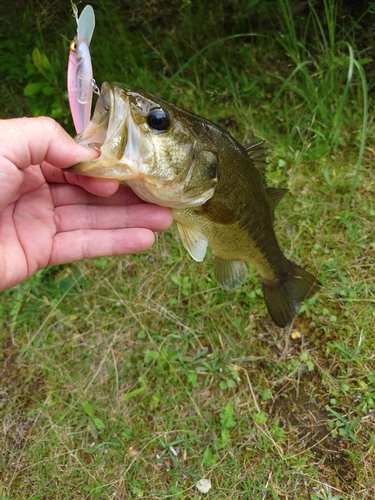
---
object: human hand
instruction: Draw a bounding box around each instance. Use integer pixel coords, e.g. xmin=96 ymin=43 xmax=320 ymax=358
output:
xmin=0 ymin=117 xmax=173 ymax=292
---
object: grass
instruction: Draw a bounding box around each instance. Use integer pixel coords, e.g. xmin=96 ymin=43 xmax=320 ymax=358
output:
xmin=1 ymin=0 xmax=375 ymax=498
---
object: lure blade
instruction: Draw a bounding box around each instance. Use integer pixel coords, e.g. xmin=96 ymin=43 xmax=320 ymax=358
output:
xmin=77 ymin=5 xmax=95 ymax=44
xmin=67 ymin=5 xmax=96 ymax=134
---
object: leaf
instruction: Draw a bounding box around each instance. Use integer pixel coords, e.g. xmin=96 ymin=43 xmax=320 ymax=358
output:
xmin=300 ymin=351 xmax=309 ymax=362
xmin=32 ymin=48 xmax=52 ymax=73
xmin=358 ymin=58 xmax=373 ymax=66
xmin=123 ymin=386 xmax=147 ymax=401
xmin=42 ymin=85 xmax=56 ymax=96
xmin=306 ymin=361 xmax=315 ymax=371
xmin=220 ymin=403 xmax=235 ymax=427
xmin=24 ymin=82 xmax=46 ymax=96
xmin=322 ymin=168 xmax=331 ymax=185
xmin=171 ymin=275 xmax=182 ymax=286
xmin=32 ymin=48 xmax=42 ymax=70
xmin=261 ymin=389 xmax=272 ymax=401
xmin=220 ymin=427 xmax=230 ymax=443
xmin=41 ymin=52 xmax=52 ymax=71
xmin=253 ymin=411 xmax=268 ymax=425
xmin=144 ymin=350 xmax=159 ymax=362
xmin=187 ymin=371 xmax=199 ymax=388
xmin=93 ymin=257 xmax=109 ymax=268
xmin=92 ymin=417 xmax=105 ymax=430
xmin=82 ymin=400 xmax=94 ymax=418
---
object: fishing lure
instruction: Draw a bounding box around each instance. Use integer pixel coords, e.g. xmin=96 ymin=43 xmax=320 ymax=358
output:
xmin=67 ymin=4 xmax=95 ymax=134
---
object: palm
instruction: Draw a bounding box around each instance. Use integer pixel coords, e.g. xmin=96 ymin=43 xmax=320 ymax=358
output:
xmin=0 ymin=117 xmax=172 ymax=292
xmin=0 ymin=166 xmax=55 ymax=287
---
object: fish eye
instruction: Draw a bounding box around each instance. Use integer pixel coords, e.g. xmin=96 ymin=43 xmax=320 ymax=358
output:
xmin=147 ymin=108 xmax=170 ymax=132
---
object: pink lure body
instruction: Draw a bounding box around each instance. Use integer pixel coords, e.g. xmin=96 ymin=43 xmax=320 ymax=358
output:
xmin=67 ymin=5 xmax=95 ymax=134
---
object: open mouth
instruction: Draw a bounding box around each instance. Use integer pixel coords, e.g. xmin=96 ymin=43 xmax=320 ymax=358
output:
xmin=74 ymin=82 xmax=114 ymax=151
xmin=66 ymin=82 xmax=139 ymax=179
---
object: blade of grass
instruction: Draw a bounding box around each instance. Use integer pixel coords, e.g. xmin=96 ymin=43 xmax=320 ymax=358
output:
xmin=346 ymin=54 xmax=369 ymax=207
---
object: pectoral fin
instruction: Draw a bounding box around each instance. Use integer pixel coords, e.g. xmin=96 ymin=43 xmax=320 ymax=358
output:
xmin=195 ymin=200 xmax=237 ymax=225
xmin=214 ymin=256 xmax=248 ymax=291
xmin=176 ymin=222 xmax=208 ymax=262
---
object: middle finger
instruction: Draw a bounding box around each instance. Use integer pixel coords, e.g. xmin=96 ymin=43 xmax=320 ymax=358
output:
xmin=54 ymin=203 xmax=173 ymax=232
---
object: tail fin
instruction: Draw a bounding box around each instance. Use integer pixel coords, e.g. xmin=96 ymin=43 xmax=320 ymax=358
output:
xmin=262 ymin=263 xmax=321 ymax=328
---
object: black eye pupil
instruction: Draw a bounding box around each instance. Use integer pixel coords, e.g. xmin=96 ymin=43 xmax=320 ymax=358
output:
xmin=147 ymin=108 xmax=170 ymax=131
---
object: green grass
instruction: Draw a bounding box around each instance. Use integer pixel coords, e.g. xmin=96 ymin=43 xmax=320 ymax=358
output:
xmin=1 ymin=0 xmax=375 ymax=498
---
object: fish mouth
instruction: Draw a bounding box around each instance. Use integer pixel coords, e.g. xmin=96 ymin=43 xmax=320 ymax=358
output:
xmin=66 ymin=82 xmax=140 ymax=179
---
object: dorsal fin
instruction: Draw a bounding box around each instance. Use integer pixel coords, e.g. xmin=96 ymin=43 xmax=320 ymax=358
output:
xmin=244 ymin=140 xmax=288 ymax=211
xmin=244 ymin=139 xmax=269 ymax=181
xmin=244 ymin=140 xmax=269 ymax=164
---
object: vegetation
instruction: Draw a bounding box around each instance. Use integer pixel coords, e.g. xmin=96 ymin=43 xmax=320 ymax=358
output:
xmin=0 ymin=0 xmax=374 ymax=498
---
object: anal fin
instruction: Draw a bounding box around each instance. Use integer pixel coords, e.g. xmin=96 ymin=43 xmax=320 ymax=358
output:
xmin=214 ymin=256 xmax=248 ymax=291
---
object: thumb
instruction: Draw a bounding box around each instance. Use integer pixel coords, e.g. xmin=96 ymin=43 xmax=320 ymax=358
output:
xmin=0 ymin=117 xmax=97 ymax=171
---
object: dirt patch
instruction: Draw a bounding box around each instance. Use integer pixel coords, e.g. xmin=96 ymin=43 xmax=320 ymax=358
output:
xmin=272 ymin=376 xmax=357 ymax=491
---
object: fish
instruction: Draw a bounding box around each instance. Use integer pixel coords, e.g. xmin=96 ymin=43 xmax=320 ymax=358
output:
xmin=67 ymin=82 xmax=321 ymax=327
xmin=67 ymin=4 xmax=95 ymax=134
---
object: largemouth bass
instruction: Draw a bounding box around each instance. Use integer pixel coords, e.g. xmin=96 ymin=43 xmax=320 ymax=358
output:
xmin=67 ymin=82 xmax=320 ymax=327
